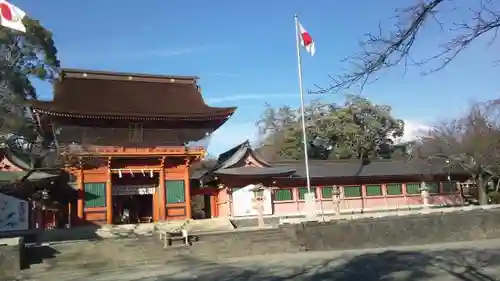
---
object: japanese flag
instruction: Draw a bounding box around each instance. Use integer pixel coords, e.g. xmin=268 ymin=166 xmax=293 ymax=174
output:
xmin=0 ymin=0 xmax=26 ymax=33
xmin=298 ymin=21 xmax=315 ymax=56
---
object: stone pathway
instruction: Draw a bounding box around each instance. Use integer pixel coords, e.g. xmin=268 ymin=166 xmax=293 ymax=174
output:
xmin=20 ymin=238 xmax=500 ymax=281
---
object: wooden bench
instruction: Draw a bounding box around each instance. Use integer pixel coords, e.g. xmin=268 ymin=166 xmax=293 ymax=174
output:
xmin=159 ymin=230 xmax=198 ymax=248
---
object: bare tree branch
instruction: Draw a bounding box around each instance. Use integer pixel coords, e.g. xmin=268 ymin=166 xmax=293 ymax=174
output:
xmin=313 ymin=0 xmax=500 ymax=94
xmin=417 ymin=99 xmax=500 ymax=204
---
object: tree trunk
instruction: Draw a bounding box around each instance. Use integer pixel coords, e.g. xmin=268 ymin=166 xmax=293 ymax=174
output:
xmin=477 ymin=176 xmax=488 ymax=205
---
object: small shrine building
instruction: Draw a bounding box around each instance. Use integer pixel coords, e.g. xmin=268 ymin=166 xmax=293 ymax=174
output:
xmin=0 ymin=145 xmax=74 ymax=231
xmin=198 ymin=141 xmax=470 ymax=218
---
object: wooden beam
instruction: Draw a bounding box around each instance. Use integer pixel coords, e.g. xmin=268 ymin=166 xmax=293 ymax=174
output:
xmin=61 ymin=146 xmax=206 ymax=157
xmin=109 ymin=166 xmax=162 ymax=172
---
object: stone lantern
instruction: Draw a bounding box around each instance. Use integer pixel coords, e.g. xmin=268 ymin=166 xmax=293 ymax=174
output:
xmin=420 ymin=181 xmax=430 ymax=208
xmin=251 ymin=197 xmax=265 ymax=228
xmin=250 ymin=183 xmax=267 ymax=228
xmin=331 ymin=185 xmax=341 ymax=216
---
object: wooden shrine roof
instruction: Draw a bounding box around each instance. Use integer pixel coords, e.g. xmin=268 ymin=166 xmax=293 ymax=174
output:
xmin=0 ymin=171 xmax=59 ymax=182
xmin=0 ymin=147 xmax=31 ymax=170
xmin=271 ymin=159 xmax=467 ymax=179
xmin=30 ymin=68 xmax=237 ymax=120
xmin=195 ymin=140 xmax=272 ymax=181
xmin=212 ymin=140 xmax=270 ymax=170
xmin=214 ymin=167 xmax=296 ymax=177
xmin=207 ymin=159 xmax=469 ymax=184
xmin=0 ymin=170 xmax=77 ymax=203
xmin=200 ymin=141 xmax=470 ymax=183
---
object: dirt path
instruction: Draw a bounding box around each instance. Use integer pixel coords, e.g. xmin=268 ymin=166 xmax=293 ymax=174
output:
xmin=81 ymin=239 xmax=500 ymax=281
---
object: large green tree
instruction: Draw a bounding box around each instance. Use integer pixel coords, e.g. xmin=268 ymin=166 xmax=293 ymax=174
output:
xmin=0 ymin=17 xmax=59 ymax=139
xmin=256 ymin=95 xmax=405 ymax=160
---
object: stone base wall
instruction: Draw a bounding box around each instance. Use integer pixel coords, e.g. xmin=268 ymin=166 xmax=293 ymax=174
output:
xmin=15 ymin=207 xmax=500 ymax=277
xmin=190 ymin=207 xmax=500 ymax=259
xmin=289 ymin=208 xmax=500 ymax=252
xmin=0 ymin=237 xmax=24 ymax=280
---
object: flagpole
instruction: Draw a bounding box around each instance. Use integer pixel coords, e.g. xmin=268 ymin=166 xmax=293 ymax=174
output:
xmin=294 ymin=14 xmax=312 ymax=196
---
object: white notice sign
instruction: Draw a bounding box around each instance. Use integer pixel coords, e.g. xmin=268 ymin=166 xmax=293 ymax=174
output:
xmin=0 ymin=192 xmax=29 ymax=232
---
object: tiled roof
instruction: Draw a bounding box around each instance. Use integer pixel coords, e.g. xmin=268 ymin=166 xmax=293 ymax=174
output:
xmin=30 ymin=68 xmax=236 ymax=120
xmin=214 ymin=167 xmax=296 ymax=176
xmin=212 ymin=140 xmax=270 ymax=171
xmin=189 ymin=159 xmax=217 ymax=180
xmin=193 ymin=141 xmax=272 ymax=181
xmin=1 ymin=147 xmax=31 ymax=170
xmin=272 ymin=159 xmax=465 ymax=178
xmin=204 ymin=141 xmax=467 ymax=181
xmin=213 ymin=140 xmax=250 ymax=170
xmin=0 ymin=171 xmax=60 ymax=182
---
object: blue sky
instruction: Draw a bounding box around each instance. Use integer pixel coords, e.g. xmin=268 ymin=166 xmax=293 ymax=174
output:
xmin=16 ymin=0 xmax=500 ymax=156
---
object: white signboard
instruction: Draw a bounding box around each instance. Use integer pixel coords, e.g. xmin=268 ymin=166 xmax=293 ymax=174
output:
xmin=112 ymin=185 xmax=156 ymax=196
xmin=0 ymin=193 xmax=29 ymax=232
xmin=232 ymin=184 xmax=272 ymax=217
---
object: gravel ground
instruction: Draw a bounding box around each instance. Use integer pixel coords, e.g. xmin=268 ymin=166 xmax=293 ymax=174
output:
xmin=82 ymin=239 xmax=500 ymax=281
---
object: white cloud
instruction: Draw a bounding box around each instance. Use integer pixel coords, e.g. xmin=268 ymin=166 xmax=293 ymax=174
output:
xmin=207 ymin=93 xmax=296 ymax=104
xmin=69 ymin=46 xmax=203 ymax=59
xmin=60 ymin=44 xmax=230 ymax=62
xmin=395 ymin=120 xmax=431 ymax=143
xmin=140 ymin=46 xmax=208 ymax=58
xmin=211 ymin=72 xmax=241 ymax=78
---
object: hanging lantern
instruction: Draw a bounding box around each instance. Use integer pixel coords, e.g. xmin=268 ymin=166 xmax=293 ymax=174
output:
xmin=41 ymin=189 xmax=49 ymax=200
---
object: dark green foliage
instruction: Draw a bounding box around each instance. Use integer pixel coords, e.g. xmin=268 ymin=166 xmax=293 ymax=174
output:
xmin=256 ymin=95 xmax=405 ymax=160
xmin=488 ymin=191 xmax=500 ymax=204
xmin=0 ymin=17 xmax=59 ymax=136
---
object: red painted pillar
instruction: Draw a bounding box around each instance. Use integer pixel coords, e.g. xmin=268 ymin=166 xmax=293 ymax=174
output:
xmin=210 ymin=192 xmax=217 ymax=218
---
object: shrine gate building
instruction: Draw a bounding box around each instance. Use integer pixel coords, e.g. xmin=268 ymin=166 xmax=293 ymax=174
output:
xmin=30 ymin=69 xmax=236 ymax=225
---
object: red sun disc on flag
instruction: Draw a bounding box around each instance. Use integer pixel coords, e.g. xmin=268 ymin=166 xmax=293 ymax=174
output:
xmin=0 ymin=2 xmax=13 ymax=21
xmin=302 ymin=33 xmax=313 ymax=47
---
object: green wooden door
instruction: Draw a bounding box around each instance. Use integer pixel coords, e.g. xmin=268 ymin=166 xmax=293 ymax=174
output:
xmin=84 ymin=183 xmax=106 ymax=208
xmin=166 ymin=180 xmax=186 ymax=204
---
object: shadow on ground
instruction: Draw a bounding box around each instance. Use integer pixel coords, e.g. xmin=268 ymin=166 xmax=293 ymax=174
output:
xmin=22 ymin=245 xmax=60 ymax=269
xmin=132 ymin=247 xmax=500 ymax=281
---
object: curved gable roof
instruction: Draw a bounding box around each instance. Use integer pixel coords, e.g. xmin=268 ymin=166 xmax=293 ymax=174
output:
xmin=196 ymin=140 xmax=271 ymax=181
xmin=213 ymin=140 xmax=270 ymax=171
xmin=30 ymin=68 xmax=236 ymax=120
